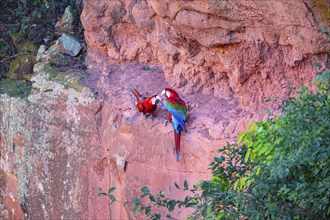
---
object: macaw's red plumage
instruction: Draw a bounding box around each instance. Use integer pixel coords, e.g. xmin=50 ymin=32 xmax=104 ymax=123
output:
xmin=129 ymin=85 xmax=161 ymax=118
xmin=162 ymin=88 xmax=187 ymax=162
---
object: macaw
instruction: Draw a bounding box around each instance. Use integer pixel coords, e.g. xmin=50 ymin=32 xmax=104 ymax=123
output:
xmin=161 ymin=88 xmax=187 ymax=162
xmin=129 ymin=84 xmax=161 ymax=118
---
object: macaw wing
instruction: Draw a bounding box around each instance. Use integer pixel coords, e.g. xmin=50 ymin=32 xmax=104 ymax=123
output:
xmin=164 ymin=100 xmax=187 ymax=121
xmin=164 ymin=100 xmax=187 ymax=132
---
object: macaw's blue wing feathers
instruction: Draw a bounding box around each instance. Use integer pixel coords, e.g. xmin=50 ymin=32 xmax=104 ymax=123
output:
xmin=172 ymin=116 xmax=186 ymax=133
xmin=164 ymin=99 xmax=187 ymax=132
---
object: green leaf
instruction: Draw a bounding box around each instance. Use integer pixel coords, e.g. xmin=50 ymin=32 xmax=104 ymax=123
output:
xmin=152 ymin=214 xmax=161 ymax=220
xmin=166 ymin=214 xmax=172 ymax=219
xmin=149 ymin=194 xmax=155 ymax=202
xmin=186 ymin=202 xmax=197 ymax=208
xmin=244 ymin=149 xmax=251 ymax=162
xmin=205 ymin=204 xmax=213 ymax=217
xmin=109 ymin=195 xmax=116 ymax=204
xmin=108 ymin=187 xmax=116 ymax=194
xmin=313 ymin=62 xmax=322 ymax=69
xmin=98 ymin=192 xmax=108 ymax=197
xmin=141 ymin=186 xmax=150 ymax=194
xmin=168 ymin=200 xmax=176 ymax=212
xmin=216 ymin=212 xmax=227 ymax=219
xmin=214 ymin=157 xmax=224 ymax=163
xmin=174 ymin=182 xmax=180 ymax=189
xmin=184 ymin=180 xmax=189 ymax=190
xmin=133 ymin=202 xmax=140 ymax=215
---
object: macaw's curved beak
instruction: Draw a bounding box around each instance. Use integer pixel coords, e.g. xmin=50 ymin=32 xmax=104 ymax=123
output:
xmin=161 ymin=89 xmax=166 ymax=97
xmin=155 ymin=95 xmax=161 ymax=104
xmin=156 ymin=94 xmax=164 ymax=106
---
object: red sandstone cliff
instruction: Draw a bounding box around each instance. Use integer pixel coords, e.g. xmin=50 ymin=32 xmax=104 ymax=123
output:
xmin=81 ymin=0 xmax=330 ymax=111
xmin=0 ymin=0 xmax=329 ymax=219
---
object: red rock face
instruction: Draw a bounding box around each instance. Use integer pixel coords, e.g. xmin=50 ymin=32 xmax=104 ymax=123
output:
xmin=82 ymin=63 xmax=267 ymax=219
xmin=78 ymin=1 xmax=330 ymax=217
xmin=0 ymin=170 xmax=24 ymax=220
xmin=0 ymin=0 xmax=329 ymax=219
xmin=81 ymin=0 xmax=330 ymax=111
xmin=0 ymin=63 xmax=270 ymax=219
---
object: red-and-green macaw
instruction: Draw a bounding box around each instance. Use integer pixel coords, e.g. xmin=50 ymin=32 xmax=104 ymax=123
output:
xmin=162 ymin=88 xmax=187 ymax=161
xmin=129 ymin=85 xmax=161 ymax=118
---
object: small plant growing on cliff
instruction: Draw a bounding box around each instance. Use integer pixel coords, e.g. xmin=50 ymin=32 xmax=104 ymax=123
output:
xmin=97 ymin=187 xmax=116 ymax=205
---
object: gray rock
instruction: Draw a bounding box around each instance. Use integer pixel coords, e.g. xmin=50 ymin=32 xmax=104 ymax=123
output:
xmin=55 ymin=5 xmax=74 ymax=33
xmin=56 ymin=34 xmax=82 ymax=57
xmin=36 ymin=45 xmax=47 ymax=62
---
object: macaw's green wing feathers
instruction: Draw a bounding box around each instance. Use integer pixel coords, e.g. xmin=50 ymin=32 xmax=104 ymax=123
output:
xmin=164 ymin=99 xmax=187 ymax=132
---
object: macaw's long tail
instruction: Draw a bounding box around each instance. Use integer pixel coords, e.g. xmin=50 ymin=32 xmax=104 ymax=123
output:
xmin=128 ymin=84 xmax=144 ymax=101
xmin=174 ymin=131 xmax=181 ymax=162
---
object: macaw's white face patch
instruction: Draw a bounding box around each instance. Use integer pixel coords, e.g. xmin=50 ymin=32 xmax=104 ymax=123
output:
xmin=152 ymin=96 xmax=161 ymax=105
xmin=166 ymin=91 xmax=171 ymax=98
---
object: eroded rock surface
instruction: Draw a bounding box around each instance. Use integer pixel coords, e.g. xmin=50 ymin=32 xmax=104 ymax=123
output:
xmin=81 ymin=0 xmax=330 ymax=111
xmin=1 ymin=62 xmax=270 ymax=219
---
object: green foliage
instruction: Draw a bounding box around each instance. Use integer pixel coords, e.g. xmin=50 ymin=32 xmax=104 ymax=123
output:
xmin=0 ymin=0 xmax=85 ymax=79
xmin=242 ymin=68 xmax=330 ymax=219
xmin=13 ymin=0 xmax=50 ymax=35
xmin=97 ymin=187 xmax=116 ymax=205
xmin=99 ymin=66 xmax=330 ymax=219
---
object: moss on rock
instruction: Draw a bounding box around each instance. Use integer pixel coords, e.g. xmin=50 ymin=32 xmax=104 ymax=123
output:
xmin=48 ymin=70 xmax=86 ymax=91
xmin=7 ymin=40 xmax=38 ymax=80
xmin=7 ymin=55 xmax=36 ymax=80
xmin=19 ymin=41 xmax=37 ymax=53
xmin=0 ymin=78 xmax=32 ymax=98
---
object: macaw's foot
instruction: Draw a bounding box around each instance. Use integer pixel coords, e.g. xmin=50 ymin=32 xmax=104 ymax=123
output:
xmin=144 ymin=114 xmax=155 ymax=120
xmin=165 ymin=119 xmax=169 ymax=126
